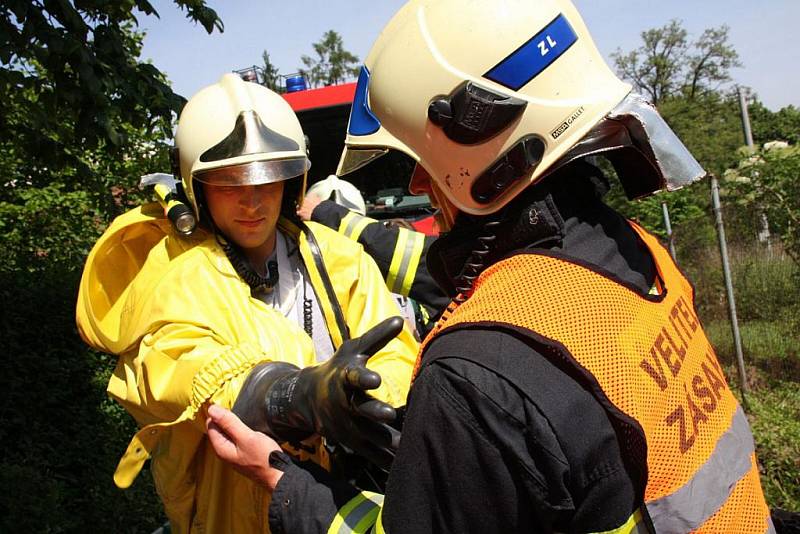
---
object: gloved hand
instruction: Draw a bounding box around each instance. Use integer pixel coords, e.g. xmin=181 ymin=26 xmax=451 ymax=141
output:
xmin=232 ymin=316 xmax=404 ymax=470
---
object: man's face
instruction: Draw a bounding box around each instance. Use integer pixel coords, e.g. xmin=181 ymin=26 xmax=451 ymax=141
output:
xmin=409 ymin=164 xmax=458 ymax=232
xmin=203 ymin=181 xmax=285 ymax=254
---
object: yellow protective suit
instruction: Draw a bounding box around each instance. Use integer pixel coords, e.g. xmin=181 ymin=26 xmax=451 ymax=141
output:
xmin=76 ymin=202 xmax=417 ymax=533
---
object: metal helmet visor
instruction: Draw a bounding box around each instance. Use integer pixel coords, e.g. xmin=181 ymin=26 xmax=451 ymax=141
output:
xmin=337 ymin=147 xmax=390 ymax=177
xmin=608 ymin=93 xmax=705 ymax=192
xmin=193 ymin=158 xmax=311 ymax=186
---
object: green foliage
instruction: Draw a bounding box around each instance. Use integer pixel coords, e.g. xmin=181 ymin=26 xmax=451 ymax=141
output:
xmin=748 ymin=381 xmax=800 ymax=511
xmin=612 ymin=20 xmax=740 ymax=106
xmin=612 ymin=20 xmax=689 ymax=106
xmin=299 ymin=30 xmax=360 ymax=88
xmin=659 ymin=92 xmax=744 ymax=175
xmin=0 ymin=0 xmax=222 ymax=150
xmin=0 ymin=268 xmax=164 ymax=532
xmin=261 ymin=50 xmax=283 ymax=92
xmin=0 ymin=184 xmax=101 ymax=272
xmin=603 ymin=162 xmax=714 ymax=257
xmin=749 ymin=102 xmax=800 ymax=146
xmin=725 ymin=146 xmax=800 ymax=266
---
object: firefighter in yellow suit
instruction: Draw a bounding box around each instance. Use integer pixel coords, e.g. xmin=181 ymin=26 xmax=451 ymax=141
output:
xmin=75 ymin=74 xmax=417 ymax=533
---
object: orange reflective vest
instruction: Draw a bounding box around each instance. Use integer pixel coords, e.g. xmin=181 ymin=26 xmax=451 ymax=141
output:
xmin=418 ymin=221 xmax=773 ymax=533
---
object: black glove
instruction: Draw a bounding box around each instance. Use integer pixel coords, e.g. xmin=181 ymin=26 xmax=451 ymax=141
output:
xmin=232 ymin=316 xmax=405 ymax=470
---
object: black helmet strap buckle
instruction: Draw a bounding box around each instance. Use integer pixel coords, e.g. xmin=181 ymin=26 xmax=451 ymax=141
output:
xmin=427 ymin=82 xmax=527 ymax=145
xmin=471 ymin=135 xmax=545 ymax=204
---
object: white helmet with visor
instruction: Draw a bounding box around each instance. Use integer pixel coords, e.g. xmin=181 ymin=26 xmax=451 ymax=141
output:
xmin=174 ymin=73 xmax=311 ymax=221
xmin=337 ymin=0 xmax=704 ymax=226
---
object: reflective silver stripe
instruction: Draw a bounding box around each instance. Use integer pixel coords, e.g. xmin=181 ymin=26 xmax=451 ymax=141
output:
xmin=387 ymin=228 xmax=422 ymax=295
xmin=340 ymin=212 xmax=375 ymax=242
xmin=766 ymin=517 xmax=777 ymax=534
xmin=336 ymin=493 xmax=384 ymax=534
xmin=647 ymin=406 xmax=756 ymax=532
xmin=342 ymin=212 xmax=362 ymax=238
xmin=399 ymin=230 xmax=425 ymax=296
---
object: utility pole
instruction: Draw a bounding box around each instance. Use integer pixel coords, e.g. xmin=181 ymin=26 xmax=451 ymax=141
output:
xmin=661 ymin=200 xmax=677 ymax=261
xmin=737 ymin=86 xmax=755 ymax=149
xmin=710 ymin=174 xmax=749 ymax=408
xmin=738 ymin=86 xmax=772 ymax=253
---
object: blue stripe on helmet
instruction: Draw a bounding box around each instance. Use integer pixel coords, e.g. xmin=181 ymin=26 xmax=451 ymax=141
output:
xmin=484 ymin=14 xmax=578 ymax=91
xmin=348 ymin=66 xmax=381 ymax=136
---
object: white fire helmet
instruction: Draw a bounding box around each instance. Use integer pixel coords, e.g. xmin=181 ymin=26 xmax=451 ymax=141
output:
xmin=174 ymin=73 xmax=311 ymax=220
xmin=306 ymin=174 xmax=367 ymax=215
xmin=336 ymin=0 xmax=704 ymax=224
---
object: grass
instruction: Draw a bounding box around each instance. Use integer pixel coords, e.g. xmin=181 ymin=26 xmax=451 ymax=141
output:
xmin=692 ymin=246 xmax=800 ymax=511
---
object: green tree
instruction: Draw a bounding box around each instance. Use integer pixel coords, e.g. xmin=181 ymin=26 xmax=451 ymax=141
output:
xmin=658 ymin=92 xmax=744 ymax=175
xmin=1 ymin=0 xmax=222 ymax=153
xmin=607 ymin=21 xmax=744 ymax=261
xmin=0 ymin=0 xmax=222 ymax=261
xmin=612 ymin=20 xmax=740 ymax=105
xmin=725 ymin=146 xmax=800 ymax=267
xmin=749 ymin=102 xmax=800 ymax=145
xmin=0 ymin=1 xmax=226 ymax=529
xmin=299 ymin=30 xmax=360 ymax=88
xmin=261 ymin=50 xmax=282 ymax=92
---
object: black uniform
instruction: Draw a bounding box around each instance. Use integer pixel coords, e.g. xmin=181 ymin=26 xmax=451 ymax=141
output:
xmin=270 ymin=164 xmax=657 ymax=533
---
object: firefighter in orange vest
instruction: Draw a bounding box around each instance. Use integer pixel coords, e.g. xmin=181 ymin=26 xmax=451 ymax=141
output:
xmin=205 ymin=0 xmax=776 ymax=532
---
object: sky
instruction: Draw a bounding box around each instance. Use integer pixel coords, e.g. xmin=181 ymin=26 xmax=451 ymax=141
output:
xmin=140 ymin=0 xmax=800 ymax=111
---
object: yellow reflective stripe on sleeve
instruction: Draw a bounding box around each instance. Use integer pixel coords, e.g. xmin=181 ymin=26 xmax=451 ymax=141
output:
xmin=371 ymin=506 xmax=386 ymax=534
xmin=327 ymin=491 xmax=384 ymax=534
xmin=591 ymin=507 xmax=650 ymax=534
xmin=386 ymin=228 xmax=425 ymax=296
xmin=385 ymin=228 xmax=410 ymax=293
xmin=399 ymin=230 xmax=425 ymax=296
xmin=338 ymin=212 xmax=376 ymax=243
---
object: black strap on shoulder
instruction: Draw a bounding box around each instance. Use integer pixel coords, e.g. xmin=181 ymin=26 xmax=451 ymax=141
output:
xmin=301 ymin=222 xmax=351 ymax=342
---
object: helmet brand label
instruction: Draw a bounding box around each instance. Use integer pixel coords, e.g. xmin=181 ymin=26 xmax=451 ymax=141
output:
xmin=484 ymin=14 xmax=579 ymax=91
xmin=550 ymin=106 xmax=585 ymax=140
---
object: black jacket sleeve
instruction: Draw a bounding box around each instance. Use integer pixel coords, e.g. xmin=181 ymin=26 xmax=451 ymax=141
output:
xmin=268 ymin=328 xmax=639 ymax=534
xmin=267 ymin=452 xmax=361 ymax=534
xmin=310 ymin=200 xmax=449 ymax=321
xmin=381 ymin=328 xmax=639 ymax=533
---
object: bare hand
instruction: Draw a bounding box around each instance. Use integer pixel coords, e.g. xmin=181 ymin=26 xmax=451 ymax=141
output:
xmin=297 ymin=194 xmax=324 ymax=221
xmin=206 ymin=404 xmax=285 ymax=490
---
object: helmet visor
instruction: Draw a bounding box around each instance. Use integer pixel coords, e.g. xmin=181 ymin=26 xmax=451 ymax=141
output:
xmin=608 ymin=93 xmax=705 ymax=191
xmin=193 ymin=158 xmax=311 ymax=186
xmin=337 ymin=147 xmax=389 ymax=176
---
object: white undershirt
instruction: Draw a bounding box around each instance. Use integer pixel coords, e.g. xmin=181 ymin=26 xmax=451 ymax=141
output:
xmin=255 ymin=231 xmax=335 ymax=362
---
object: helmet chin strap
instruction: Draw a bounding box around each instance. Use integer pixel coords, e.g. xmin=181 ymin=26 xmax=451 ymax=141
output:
xmin=196 ymin=181 xmax=282 ymax=295
xmin=428 ymin=159 xmax=608 ymax=299
xmin=215 ymin=231 xmax=280 ymax=295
